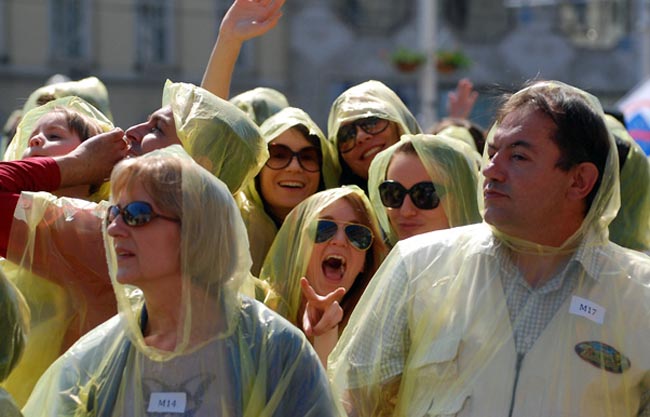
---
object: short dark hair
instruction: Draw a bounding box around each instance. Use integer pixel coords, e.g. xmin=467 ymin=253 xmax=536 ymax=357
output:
xmin=496 ymin=82 xmax=610 ymax=210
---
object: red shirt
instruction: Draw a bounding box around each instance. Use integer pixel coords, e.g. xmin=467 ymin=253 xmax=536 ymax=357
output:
xmin=0 ymin=157 xmax=61 ymax=257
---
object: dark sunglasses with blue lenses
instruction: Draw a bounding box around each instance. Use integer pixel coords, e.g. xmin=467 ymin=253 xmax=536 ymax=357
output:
xmin=315 ymin=219 xmax=374 ymax=251
xmin=106 ymin=201 xmax=180 ymax=227
xmin=337 ymin=117 xmax=390 ymax=154
xmin=266 ymin=143 xmax=321 ymax=172
xmin=379 ymin=181 xmax=440 ymax=210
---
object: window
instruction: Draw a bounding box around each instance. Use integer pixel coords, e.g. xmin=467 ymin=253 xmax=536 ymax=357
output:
xmin=559 ymin=0 xmax=628 ymax=49
xmin=135 ymin=0 xmax=174 ymax=69
xmin=0 ymin=0 xmax=7 ymax=63
xmin=48 ymin=0 xmax=92 ymax=65
xmin=331 ymin=0 xmax=414 ymax=36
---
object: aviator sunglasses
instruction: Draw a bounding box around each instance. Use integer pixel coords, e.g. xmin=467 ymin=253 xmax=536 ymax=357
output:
xmin=106 ymin=201 xmax=180 ymax=227
xmin=337 ymin=117 xmax=390 ymax=154
xmin=266 ymin=143 xmax=321 ymax=172
xmin=315 ymin=219 xmax=374 ymax=251
xmin=379 ymin=181 xmax=440 ymax=210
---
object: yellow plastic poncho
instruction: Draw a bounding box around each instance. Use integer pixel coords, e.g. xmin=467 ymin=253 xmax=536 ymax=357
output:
xmin=436 ymin=124 xmax=480 ymax=153
xmin=163 ymin=80 xmax=268 ymax=195
xmin=21 ymin=76 xmax=113 ymax=121
xmin=0 ymin=267 xmax=29 ymax=417
xmin=236 ymin=107 xmax=340 ymax=275
xmin=328 ymin=81 xmax=650 ymax=416
xmin=367 ymin=134 xmax=482 ymax=246
xmin=23 ymin=149 xmax=338 ymax=416
xmin=327 ymin=80 xmax=422 ymax=187
xmin=258 ymin=186 xmax=387 ymax=331
xmin=2 ymin=80 xmax=270 ymax=405
xmin=604 ymin=114 xmax=650 ymax=252
xmin=3 ymin=96 xmax=114 ymax=202
xmin=229 ymin=87 xmax=290 ymax=126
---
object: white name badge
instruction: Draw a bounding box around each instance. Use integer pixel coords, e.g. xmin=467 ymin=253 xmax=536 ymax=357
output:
xmin=147 ymin=392 xmax=187 ymax=414
xmin=569 ymin=296 xmax=605 ymax=324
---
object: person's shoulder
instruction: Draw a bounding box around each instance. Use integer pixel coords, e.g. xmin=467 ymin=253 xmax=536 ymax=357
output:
xmin=394 ymin=223 xmax=490 ymax=258
xmin=601 ymin=241 xmax=650 ymax=286
xmin=239 ymin=295 xmax=306 ymax=341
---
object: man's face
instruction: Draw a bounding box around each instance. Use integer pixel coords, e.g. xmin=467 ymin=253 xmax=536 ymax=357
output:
xmin=125 ymin=106 xmax=182 ymax=156
xmin=482 ymin=107 xmax=579 ymax=246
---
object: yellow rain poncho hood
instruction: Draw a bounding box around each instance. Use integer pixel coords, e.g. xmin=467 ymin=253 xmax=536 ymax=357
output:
xmin=22 ymin=76 xmax=113 ymax=121
xmin=229 ymin=87 xmax=290 ymax=126
xmin=258 ymin=186 xmax=387 ymax=331
xmin=3 ymin=95 xmax=114 ymax=202
xmin=0 ymin=267 xmax=28 ymax=415
xmin=604 ymin=114 xmax=650 ymax=252
xmin=163 ymin=80 xmax=268 ymax=194
xmin=327 ymin=80 xmax=422 ymax=186
xmin=328 ymin=82 xmax=650 ymax=417
xmin=368 ymin=133 xmax=482 ymax=246
xmin=23 ymin=147 xmax=338 ymax=416
xmin=236 ymin=107 xmax=340 ymax=275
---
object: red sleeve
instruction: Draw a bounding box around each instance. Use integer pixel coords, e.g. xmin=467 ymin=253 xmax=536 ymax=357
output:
xmin=0 ymin=192 xmax=20 ymax=258
xmin=0 ymin=157 xmax=61 ymax=193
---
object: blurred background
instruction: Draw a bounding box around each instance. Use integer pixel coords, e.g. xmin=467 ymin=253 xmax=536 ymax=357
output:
xmin=1 ymin=0 xmax=649 ymax=136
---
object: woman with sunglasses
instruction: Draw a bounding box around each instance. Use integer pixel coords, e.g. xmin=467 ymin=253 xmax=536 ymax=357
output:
xmin=327 ymin=80 xmax=421 ymax=192
xmin=368 ymin=134 xmax=482 ymax=246
xmin=236 ymin=107 xmax=340 ymax=275
xmin=23 ymin=148 xmax=338 ymax=416
xmin=258 ymin=186 xmax=388 ymax=366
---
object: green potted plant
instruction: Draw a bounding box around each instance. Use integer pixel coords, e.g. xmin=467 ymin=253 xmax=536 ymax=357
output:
xmin=436 ymin=49 xmax=471 ymax=74
xmin=390 ymin=47 xmax=427 ymax=73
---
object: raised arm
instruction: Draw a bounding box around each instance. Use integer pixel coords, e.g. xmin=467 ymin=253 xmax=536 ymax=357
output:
xmin=201 ymin=0 xmax=285 ymax=99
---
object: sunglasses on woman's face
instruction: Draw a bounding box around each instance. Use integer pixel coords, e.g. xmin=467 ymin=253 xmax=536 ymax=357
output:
xmin=379 ymin=181 xmax=440 ymax=210
xmin=265 ymin=143 xmax=321 ymax=172
xmin=314 ymin=219 xmax=374 ymax=251
xmin=337 ymin=117 xmax=390 ymax=154
xmin=106 ymin=201 xmax=180 ymax=227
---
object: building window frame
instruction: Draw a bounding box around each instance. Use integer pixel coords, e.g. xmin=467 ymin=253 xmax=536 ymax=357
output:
xmin=48 ymin=0 xmax=93 ymax=68
xmin=134 ymin=0 xmax=175 ymax=71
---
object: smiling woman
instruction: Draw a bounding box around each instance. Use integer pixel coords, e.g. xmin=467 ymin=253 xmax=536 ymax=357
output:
xmin=236 ymin=106 xmax=340 ymax=275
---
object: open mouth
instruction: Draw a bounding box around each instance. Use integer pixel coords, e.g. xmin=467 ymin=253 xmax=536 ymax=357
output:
xmin=322 ymin=255 xmax=346 ymax=281
xmin=278 ymin=180 xmax=305 ymax=189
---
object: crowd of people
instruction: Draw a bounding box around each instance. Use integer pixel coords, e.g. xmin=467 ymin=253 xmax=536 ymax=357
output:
xmin=1 ymin=0 xmax=650 ymax=416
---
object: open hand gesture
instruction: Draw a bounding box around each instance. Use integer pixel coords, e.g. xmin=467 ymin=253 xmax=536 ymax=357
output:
xmin=300 ymin=277 xmax=345 ymax=338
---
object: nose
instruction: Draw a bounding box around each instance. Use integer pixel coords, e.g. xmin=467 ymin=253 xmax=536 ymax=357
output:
xmin=482 ymin=153 xmax=506 ymax=183
xmin=106 ymin=212 xmax=128 ymax=238
xmin=354 ymin=125 xmax=373 ymax=146
xmin=28 ymin=134 xmax=44 ymax=148
xmin=329 ymin=224 xmax=349 ymax=247
xmin=125 ymin=122 xmax=147 ymax=145
xmin=399 ymin=194 xmax=418 ymax=217
xmin=285 ymin=154 xmax=303 ymax=171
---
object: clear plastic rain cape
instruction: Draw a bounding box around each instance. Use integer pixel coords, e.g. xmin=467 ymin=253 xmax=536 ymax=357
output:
xmin=236 ymin=106 xmax=340 ymax=275
xmin=0 ymin=266 xmax=29 ymax=416
xmin=163 ymin=80 xmax=268 ymax=195
xmin=367 ymin=134 xmax=482 ymax=246
xmin=21 ymin=76 xmax=113 ymax=121
xmin=327 ymin=80 xmax=422 ymax=184
xmin=328 ymin=81 xmax=650 ymax=416
xmin=3 ymin=95 xmax=115 ymax=202
xmin=22 ymin=148 xmax=337 ymax=416
xmin=604 ymin=114 xmax=650 ymax=252
xmin=2 ymin=80 xmax=270 ymax=405
xmin=258 ymin=186 xmax=387 ymax=332
xmin=229 ymin=87 xmax=290 ymax=126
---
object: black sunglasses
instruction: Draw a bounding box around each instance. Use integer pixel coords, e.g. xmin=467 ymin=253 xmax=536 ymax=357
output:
xmin=106 ymin=201 xmax=180 ymax=227
xmin=314 ymin=219 xmax=374 ymax=251
xmin=379 ymin=181 xmax=440 ymax=210
xmin=337 ymin=117 xmax=390 ymax=154
xmin=266 ymin=143 xmax=321 ymax=173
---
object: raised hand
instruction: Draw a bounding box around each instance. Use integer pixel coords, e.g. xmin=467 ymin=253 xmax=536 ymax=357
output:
xmin=300 ymin=277 xmax=346 ymax=338
xmin=447 ymin=78 xmax=478 ymax=119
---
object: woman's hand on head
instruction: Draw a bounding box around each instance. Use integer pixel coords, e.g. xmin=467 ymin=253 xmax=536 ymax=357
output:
xmin=300 ymin=277 xmax=345 ymax=338
xmin=220 ymin=0 xmax=285 ymax=44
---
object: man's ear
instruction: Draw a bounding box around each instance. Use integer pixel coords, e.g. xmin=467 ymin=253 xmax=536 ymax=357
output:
xmin=567 ymin=162 xmax=599 ymax=201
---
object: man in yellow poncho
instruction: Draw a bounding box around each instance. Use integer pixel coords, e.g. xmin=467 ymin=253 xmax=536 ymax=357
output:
xmin=328 ymin=81 xmax=650 ymax=416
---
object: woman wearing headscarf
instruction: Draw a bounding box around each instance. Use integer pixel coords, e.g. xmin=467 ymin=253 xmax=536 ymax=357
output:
xmin=236 ymin=106 xmax=339 ymax=275
xmin=327 ymin=80 xmax=421 ymax=192
xmin=258 ymin=186 xmax=388 ymax=365
xmin=230 ymin=87 xmax=290 ymax=126
xmin=367 ymin=133 xmax=482 ymax=246
xmin=23 ymin=148 xmax=337 ymax=416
